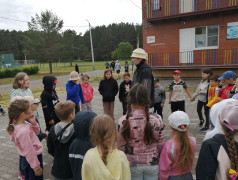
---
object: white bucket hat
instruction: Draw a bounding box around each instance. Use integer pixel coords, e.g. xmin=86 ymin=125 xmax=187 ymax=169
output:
xmin=131 ymin=48 xmax=148 ymax=60
xmin=168 ymin=111 xmax=190 ymax=131
xmin=24 ymin=96 xmax=40 ymax=104
xmin=69 ymin=71 xmax=80 ymax=81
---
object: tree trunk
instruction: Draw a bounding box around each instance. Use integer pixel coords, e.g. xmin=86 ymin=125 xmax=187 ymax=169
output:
xmin=49 ymin=60 xmax=53 ymax=74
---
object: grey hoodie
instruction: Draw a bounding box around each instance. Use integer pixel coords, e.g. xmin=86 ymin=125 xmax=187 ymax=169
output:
xmin=154 ymin=84 xmax=166 ymax=104
xmin=192 ymin=80 xmax=209 ymax=102
xmin=54 ymin=122 xmax=74 ymax=143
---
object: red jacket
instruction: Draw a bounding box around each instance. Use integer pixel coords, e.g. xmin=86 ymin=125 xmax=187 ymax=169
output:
xmin=218 ymin=84 xmax=235 ymax=99
xmin=81 ymin=83 xmax=94 ymax=103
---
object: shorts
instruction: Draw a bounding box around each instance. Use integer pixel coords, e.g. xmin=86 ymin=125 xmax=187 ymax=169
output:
xmin=116 ymin=70 xmax=120 ymax=74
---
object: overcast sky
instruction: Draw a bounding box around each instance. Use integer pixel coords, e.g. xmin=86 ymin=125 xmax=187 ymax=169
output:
xmin=0 ymin=0 xmax=142 ymax=34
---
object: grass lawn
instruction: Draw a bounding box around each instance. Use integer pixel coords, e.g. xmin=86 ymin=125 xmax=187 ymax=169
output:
xmin=0 ymin=60 xmax=131 ymax=86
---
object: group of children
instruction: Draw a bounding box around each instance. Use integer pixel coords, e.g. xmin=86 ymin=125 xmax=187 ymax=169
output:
xmin=6 ymin=67 xmax=238 ymax=180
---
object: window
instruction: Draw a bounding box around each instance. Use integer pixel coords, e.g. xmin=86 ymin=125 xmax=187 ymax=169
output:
xmin=195 ymin=25 xmax=219 ymax=48
xmin=153 ymin=0 xmax=160 ymax=10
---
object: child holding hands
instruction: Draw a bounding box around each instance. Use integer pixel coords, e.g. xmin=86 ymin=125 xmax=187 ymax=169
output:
xmin=7 ymin=99 xmax=43 ymax=180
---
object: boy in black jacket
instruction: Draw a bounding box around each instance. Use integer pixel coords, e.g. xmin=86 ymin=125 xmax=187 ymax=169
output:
xmin=41 ymin=76 xmax=60 ymax=131
xmin=69 ymin=111 xmax=97 ymax=180
xmin=119 ymin=72 xmax=132 ymax=115
xmin=47 ymin=101 xmax=76 ymax=180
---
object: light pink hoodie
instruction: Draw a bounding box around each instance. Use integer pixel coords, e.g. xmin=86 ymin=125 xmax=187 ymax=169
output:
xmin=10 ymin=122 xmax=43 ymax=170
xmin=81 ymin=83 xmax=94 ymax=103
xmin=159 ymin=137 xmax=196 ymax=180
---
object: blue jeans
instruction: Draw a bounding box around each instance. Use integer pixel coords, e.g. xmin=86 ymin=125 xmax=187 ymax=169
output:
xmin=130 ymin=165 xmax=158 ymax=180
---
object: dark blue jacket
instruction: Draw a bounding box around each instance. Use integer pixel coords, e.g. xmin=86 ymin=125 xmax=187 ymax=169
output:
xmin=66 ymin=81 xmax=85 ymax=104
xmin=69 ymin=111 xmax=97 ymax=180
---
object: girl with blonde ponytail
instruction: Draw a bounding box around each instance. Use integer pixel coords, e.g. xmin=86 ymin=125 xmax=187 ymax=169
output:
xmin=118 ymin=83 xmax=165 ymax=180
xmin=82 ymin=114 xmax=130 ymax=180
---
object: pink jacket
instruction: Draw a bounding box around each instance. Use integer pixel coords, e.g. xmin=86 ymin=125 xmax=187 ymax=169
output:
xmin=118 ymin=109 xmax=165 ymax=167
xmin=81 ymin=83 xmax=94 ymax=103
xmin=159 ymin=136 xmax=196 ymax=180
xmin=10 ymin=122 xmax=43 ymax=170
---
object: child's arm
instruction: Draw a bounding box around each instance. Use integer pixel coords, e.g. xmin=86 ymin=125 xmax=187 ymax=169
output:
xmin=192 ymin=84 xmax=201 ymax=100
xmin=47 ymin=128 xmax=55 ymax=157
xmin=29 ymin=114 xmax=41 ymax=135
xmin=18 ymin=131 xmax=42 ymax=174
xmin=113 ymin=80 xmax=119 ymax=97
xmin=79 ymin=84 xmax=85 ymax=105
xmin=169 ymin=90 xmax=173 ymax=104
xmin=98 ymin=80 xmax=104 ymax=95
xmin=119 ymin=83 xmax=123 ymax=102
xmin=159 ymin=144 xmax=172 ymax=180
xmin=185 ymin=88 xmax=193 ymax=101
xmin=161 ymin=88 xmax=166 ymax=107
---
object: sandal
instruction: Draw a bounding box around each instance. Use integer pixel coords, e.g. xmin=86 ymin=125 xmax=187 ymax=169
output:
xmin=199 ymin=120 xmax=204 ymax=127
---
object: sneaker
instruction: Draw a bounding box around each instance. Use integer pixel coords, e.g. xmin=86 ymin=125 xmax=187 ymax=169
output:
xmin=199 ymin=120 xmax=204 ymax=127
xmin=200 ymin=127 xmax=209 ymax=133
xmin=18 ymin=172 xmax=25 ymax=180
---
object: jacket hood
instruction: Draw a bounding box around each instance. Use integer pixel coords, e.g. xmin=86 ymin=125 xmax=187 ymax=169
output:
xmin=74 ymin=111 xmax=97 ymax=140
xmin=54 ymin=122 xmax=74 ymax=143
xmin=42 ymin=76 xmax=56 ymax=91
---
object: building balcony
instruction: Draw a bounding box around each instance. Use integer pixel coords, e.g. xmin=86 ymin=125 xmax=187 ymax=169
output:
xmin=147 ymin=0 xmax=238 ymax=23
xmin=148 ymin=48 xmax=238 ymax=69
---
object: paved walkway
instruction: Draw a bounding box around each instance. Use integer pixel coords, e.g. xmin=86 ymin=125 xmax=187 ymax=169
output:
xmin=0 ymin=73 xmax=204 ymax=180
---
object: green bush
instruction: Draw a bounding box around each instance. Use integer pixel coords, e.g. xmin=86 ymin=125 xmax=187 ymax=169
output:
xmin=0 ymin=66 xmax=39 ymax=78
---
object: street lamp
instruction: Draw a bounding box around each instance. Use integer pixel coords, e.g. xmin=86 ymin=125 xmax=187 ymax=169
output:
xmin=86 ymin=19 xmax=95 ymax=71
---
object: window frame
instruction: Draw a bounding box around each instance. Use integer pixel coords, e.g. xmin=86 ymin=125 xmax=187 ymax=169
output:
xmin=195 ymin=25 xmax=219 ymax=50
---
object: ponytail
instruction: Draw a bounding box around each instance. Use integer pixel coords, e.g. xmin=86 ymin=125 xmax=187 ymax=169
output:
xmin=121 ymin=103 xmax=132 ymax=142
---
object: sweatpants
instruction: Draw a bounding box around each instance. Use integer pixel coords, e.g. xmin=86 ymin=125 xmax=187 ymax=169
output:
xmin=154 ymin=102 xmax=163 ymax=119
xmin=103 ymin=101 xmax=114 ymax=119
xmin=171 ymin=101 xmax=185 ymax=112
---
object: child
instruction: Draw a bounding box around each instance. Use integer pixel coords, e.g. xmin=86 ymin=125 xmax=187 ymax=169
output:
xmin=7 ymin=99 xmax=43 ymax=179
xmin=196 ymin=101 xmax=238 ymax=180
xmin=98 ymin=69 xmax=118 ymax=119
xmin=119 ymin=72 xmax=132 ymax=115
xmin=110 ymin=60 xmax=115 ymax=72
xmin=217 ymin=70 xmax=236 ymax=100
xmin=47 ymin=101 xmax=76 ymax=180
xmin=41 ymin=76 xmax=60 ymax=131
xmin=159 ymin=111 xmax=196 ymax=180
xmin=24 ymin=96 xmax=48 ymax=141
xmin=124 ymin=61 xmax=129 ymax=73
xmin=105 ymin=61 xmax=110 ymax=69
xmin=191 ymin=68 xmax=212 ymax=127
xmin=69 ymin=111 xmax=97 ymax=180
xmin=81 ymin=74 xmax=94 ymax=111
xmin=169 ymin=70 xmax=193 ymax=112
xmin=0 ymin=90 xmax=6 ymax=115
xmin=66 ymin=71 xmax=85 ymax=113
xmin=154 ymin=77 xmax=166 ymax=119
xmin=228 ymin=77 xmax=238 ymax=98
xmin=82 ymin=114 xmax=131 ymax=180
xmin=118 ymin=83 xmax=165 ymax=180
xmin=115 ymin=60 xmax=121 ymax=79
xmin=200 ymin=75 xmax=220 ymax=132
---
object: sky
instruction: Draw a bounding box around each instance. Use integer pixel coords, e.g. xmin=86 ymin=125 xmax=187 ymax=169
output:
xmin=0 ymin=0 xmax=142 ymax=34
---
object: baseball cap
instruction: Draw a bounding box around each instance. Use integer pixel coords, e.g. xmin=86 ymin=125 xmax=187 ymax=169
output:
xmin=69 ymin=71 xmax=80 ymax=81
xmin=54 ymin=79 xmax=59 ymax=83
xmin=154 ymin=77 xmax=160 ymax=83
xmin=219 ymin=101 xmax=238 ymax=131
xmin=218 ymin=71 xmax=236 ymax=81
xmin=168 ymin=111 xmax=190 ymax=131
xmin=131 ymin=48 xmax=148 ymax=60
xmin=173 ymin=70 xmax=181 ymax=74
xmin=24 ymin=96 xmax=40 ymax=104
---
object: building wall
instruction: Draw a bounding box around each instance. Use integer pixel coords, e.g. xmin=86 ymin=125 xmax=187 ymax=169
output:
xmin=142 ymin=11 xmax=238 ymax=54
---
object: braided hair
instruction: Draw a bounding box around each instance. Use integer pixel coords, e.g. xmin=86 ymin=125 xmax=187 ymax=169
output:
xmin=121 ymin=83 xmax=156 ymax=145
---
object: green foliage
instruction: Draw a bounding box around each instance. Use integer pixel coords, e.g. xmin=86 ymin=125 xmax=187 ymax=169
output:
xmin=112 ymin=42 xmax=133 ymax=59
xmin=0 ymin=66 xmax=39 ymax=78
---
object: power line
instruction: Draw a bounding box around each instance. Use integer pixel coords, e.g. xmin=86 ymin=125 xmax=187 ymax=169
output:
xmin=129 ymin=0 xmax=142 ymax=9
xmin=0 ymin=16 xmax=28 ymax=23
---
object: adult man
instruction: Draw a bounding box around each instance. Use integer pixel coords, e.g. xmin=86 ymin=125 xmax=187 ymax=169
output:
xmin=131 ymin=48 xmax=154 ymax=106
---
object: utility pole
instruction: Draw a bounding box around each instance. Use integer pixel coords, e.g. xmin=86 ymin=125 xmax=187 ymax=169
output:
xmin=86 ymin=19 xmax=95 ymax=71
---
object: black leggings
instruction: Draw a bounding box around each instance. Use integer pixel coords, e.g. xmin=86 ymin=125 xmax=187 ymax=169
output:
xmin=197 ymin=100 xmax=210 ymax=127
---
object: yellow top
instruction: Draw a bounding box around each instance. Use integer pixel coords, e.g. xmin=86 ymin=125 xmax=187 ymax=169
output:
xmin=82 ymin=147 xmax=131 ymax=180
xmin=206 ymin=85 xmax=218 ymax=108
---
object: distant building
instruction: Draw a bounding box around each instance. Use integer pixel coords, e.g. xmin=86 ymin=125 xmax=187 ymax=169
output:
xmin=0 ymin=54 xmax=21 ymax=69
xmin=142 ymin=0 xmax=238 ymax=77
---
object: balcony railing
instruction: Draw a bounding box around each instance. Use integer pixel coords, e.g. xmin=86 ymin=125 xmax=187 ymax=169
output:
xmin=147 ymin=0 xmax=238 ymax=20
xmin=148 ymin=48 xmax=238 ymax=69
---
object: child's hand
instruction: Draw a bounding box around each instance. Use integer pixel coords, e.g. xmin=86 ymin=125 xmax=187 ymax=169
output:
xmin=160 ymin=104 xmax=164 ymax=108
xmin=34 ymin=167 xmax=43 ymax=176
xmin=29 ymin=114 xmax=37 ymax=125
xmin=44 ymin=131 xmax=48 ymax=140
xmin=169 ymin=100 xmax=171 ymax=104
xmin=81 ymin=104 xmax=85 ymax=108
xmin=49 ymin=120 xmax=55 ymax=125
xmin=120 ymin=101 xmax=122 ymax=103
xmin=198 ymin=91 xmax=202 ymax=95
xmin=190 ymin=97 xmax=194 ymax=102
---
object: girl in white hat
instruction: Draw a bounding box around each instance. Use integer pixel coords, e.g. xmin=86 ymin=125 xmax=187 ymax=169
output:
xmin=159 ymin=111 xmax=196 ymax=180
